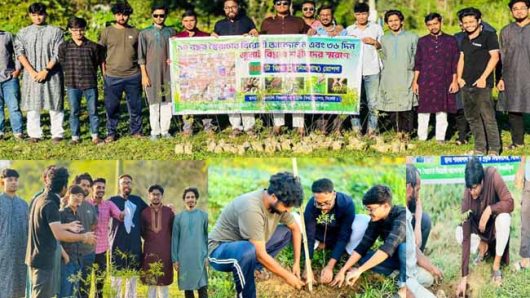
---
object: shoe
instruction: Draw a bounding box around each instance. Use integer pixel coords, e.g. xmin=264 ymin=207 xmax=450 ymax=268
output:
xmin=296 ymin=127 xmax=305 ymax=137
xmin=455 ymin=140 xmax=468 ymax=146
xmin=230 ymin=129 xmax=242 ymax=138
xmin=28 ymin=138 xmax=41 ymax=143
xmin=14 ymin=133 xmax=24 ymax=140
xmin=70 ymin=139 xmax=80 ymax=145
xmin=105 ymin=135 xmax=116 ymax=143
xmin=52 ymin=137 xmax=63 ymax=144
xmin=150 ymin=135 xmax=160 ymax=141
xmin=92 ymin=137 xmax=102 ymax=145
xmin=245 ymin=129 xmax=256 ymax=136
xmin=506 ymin=143 xmax=523 ymax=150
xmin=132 ymin=133 xmax=143 ymax=139
xmin=0 ymin=133 xmax=4 ymax=140
xmin=487 ymin=150 xmax=499 ymax=156
xmin=182 ymin=130 xmax=192 ymax=138
xmin=161 ymin=133 xmax=172 ymax=139
xmin=272 ymin=126 xmax=281 ymax=136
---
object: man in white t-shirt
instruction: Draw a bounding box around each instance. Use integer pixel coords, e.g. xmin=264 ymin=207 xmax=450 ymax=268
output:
xmin=346 ymin=2 xmax=383 ymax=136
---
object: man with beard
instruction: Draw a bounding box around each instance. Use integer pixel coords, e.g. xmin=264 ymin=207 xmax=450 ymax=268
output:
xmin=346 ymin=2 xmax=384 ymax=137
xmin=14 ymin=2 xmax=64 ymax=143
xmin=311 ymin=6 xmax=346 ymax=39
xmin=261 ymin=0 xmax=310 ymax=136
xmin=301 ymin=0 xmax=321 ymax=29
xmin=331 ymin=185 xmax=406 ymax=291
xmin=139 ymin=5 xmax=176 ymax=141
xmin=87 ymin=178 xmax=123 ymax=298
xmin=378 ymin=10 xmax=418 ymax=138
xmin=303 ymin=178 xmax=369 ymax=285
xmin=208 ymin=172 xmax=305 ymax=298
xmin=406 ymin=164 xmax=432 ymax=252
xmin=72 ymin=173 xmax=98 ymax=298
xmin=100 ymin=2 xmax=142 ymax=143
xmin=213 ymin=0 xmax=258 ymax=137
xmin=497 ymin=0 xmax=530 ymax=150
xmin=109 ymin=174 xmax=148 ymax=298
xmin=141 ymin=185 xmax=174 ymax=298
xmin=413 ymin=13 xmax=459 ymax=143
xmin=456 ymin=158 xmax=513 ymax=295
xmin=457 ymin=7 xmax=501 ymax=155
xmin=26 ymin=167 xmax=96 ymax=298
xmin=0 ymin=169 xmax=28 ymax=298
xmin=172 ymin=187 xmax=208 ymax=298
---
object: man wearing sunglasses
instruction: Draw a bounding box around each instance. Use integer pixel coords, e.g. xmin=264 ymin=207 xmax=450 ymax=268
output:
xmin=261 ymin=0 xmax=310 ymax=136
xmin=208 ymin=172 xmax=305 ymax=298
xmin=301 ymin=0 xmax=321 ymax=29
xmin=213 ymin=0 xmax=259 ymax=137
xmin=303 ymin=178 xmax=369 ymax=285
xmin=331 ymin=185 xmax=406 ymax=291
xmin=139 ymin=5 xmax=176 ymax=141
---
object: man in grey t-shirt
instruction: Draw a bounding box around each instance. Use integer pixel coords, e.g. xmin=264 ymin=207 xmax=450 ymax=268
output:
xmin=208 ymin=172 xmax=305 ymax=298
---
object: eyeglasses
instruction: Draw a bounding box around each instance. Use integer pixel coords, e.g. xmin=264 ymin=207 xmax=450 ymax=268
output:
xmin=314 ymin=194 xmax=336 ymax=209
xmin=275 ymin=1 xmax=290 ymax=6
xmin=364 ymin=204 xmax=383 ymax=214
xmin=152 ymin=14 xmax=166 ymax=18
xmin=303 ymin=7 xmax=315 ymax=12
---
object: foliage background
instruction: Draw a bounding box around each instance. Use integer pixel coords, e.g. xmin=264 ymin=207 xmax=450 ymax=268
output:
xmin=207 ymin=157 xmax=406 ymax=297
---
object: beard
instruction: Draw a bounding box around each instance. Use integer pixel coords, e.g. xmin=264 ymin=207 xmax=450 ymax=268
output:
xmin=268 ymin=201 xmax=283 ymax=215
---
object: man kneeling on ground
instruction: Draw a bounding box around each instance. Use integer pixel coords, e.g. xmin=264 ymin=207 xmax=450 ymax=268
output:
xmin=208 ymin=172 xmax=305 ymax=298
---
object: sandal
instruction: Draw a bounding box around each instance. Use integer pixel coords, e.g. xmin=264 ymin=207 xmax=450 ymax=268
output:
xmin=491 ymin=270 xmax=502 ymax=286
xmin=513 ymin=260 xmax=530 ymax=271
xmin=473 ymin=252 xmax=488 ymax=265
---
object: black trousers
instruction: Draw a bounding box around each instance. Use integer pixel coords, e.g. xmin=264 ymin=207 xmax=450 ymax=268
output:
xmin=184 ymin=286 xmax=208 ymax=298
xmin=509 ymin=112 xmax=525 ymax=145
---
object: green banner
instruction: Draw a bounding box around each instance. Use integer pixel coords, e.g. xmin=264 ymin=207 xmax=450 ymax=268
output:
xmin=410 ymin=156 xmax=522 ymax=184
xmin=169 ymin=35 xmax=362 ymax=115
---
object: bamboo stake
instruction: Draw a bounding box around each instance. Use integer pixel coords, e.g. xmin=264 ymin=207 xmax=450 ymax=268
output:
xmin=292 ymin=158 xmax=313 ymax=292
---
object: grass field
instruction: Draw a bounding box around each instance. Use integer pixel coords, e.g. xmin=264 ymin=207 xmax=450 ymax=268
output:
xmin=420 ymin=179 xmax=530 ymax=298
xmin=207 ymin=158 xmax=405 ymax=298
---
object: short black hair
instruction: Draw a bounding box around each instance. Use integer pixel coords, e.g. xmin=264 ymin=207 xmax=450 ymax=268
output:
xmin=458 ymin=7 xmax=482 ymax=22
xmin=182 ymin=187 xmax=200 ymax=200
xmin=111 ymin=2 xmax=134 ymax=15
xmin=272 ymin=0 xmax=291 ymax=4
xmin=42 ymin=165 xmax=56 ymax=183
xmin=148 ymin=184 xmax=165 ymax=195
xmin=151 ymin=4 xmax=168 ymax=14
xmin=384 ymin=10 xmax=404 ymax=23
xmin=47 ymin=167 xmax=70 ymax=194
xmin=464 ymin=157 xmax=484 ymax=188
xmin=509 ymin=0 xmax=530 ymax=9
xmin=75 ymin=173 xmax=93 ymax=186
xmin=119 ymin=174 xmax=133 ymax=181
xmin=406 ymin=164 xmax=419 ymax=186
xmin=354 ymin=2 xmax=370 ymax=13
xmin=67 ymin=185 xmax=85 ymax=197
xmin=267 ymin=172 xmax=303 ymax=208
xmin=1 ymin=168 xmax=19 ymax=179
xmin=311 ymin=178 xmax=334 ymax=193
xmin=67 ymin=16 xmax=87 ymax=29
xmin=182 ymin=9 xmax=197 ymax=19
xmin=302 ymin=0 xmax=315 ymax=6
xmin=93 ymin=177 xmax=106 ymax=185
xmin=318 ymin=4 xmax=334 ymax=15
xmin=425 ymin=12 xmax=442 ymax=23
xmin=28 ymin=2 xmax=47 ymax=14
xmin=362 ymin=185 xmax=393 ymax=205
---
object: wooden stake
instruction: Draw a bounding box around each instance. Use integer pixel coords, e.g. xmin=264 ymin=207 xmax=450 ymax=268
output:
xmin=292 ymin=158 xmax=313 ymax=292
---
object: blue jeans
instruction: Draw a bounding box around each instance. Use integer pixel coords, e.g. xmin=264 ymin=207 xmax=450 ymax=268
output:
xmin=60 ymin=260 xmax=82 ymax=298
xmin=67 ymin=88 xmax=99 ymax=138
xmin=209 ymin=225 xmax=292 ymax=298
xmin=104 ymin=73 xmax=142 ymax=136
xmin=352 ymin=74 xmax=380 ymax=132
xmin=79 ymin=253 xmax=95 ymax=298
xmin=359 ymin=242 xmax=406 ymax=287
xmin=0 ymin=77 xmax=23 ymax=134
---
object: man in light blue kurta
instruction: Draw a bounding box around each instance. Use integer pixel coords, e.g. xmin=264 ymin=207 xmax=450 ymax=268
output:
xmin=378 ymin=10 xmax=418 ymax=135
xmin=0 ymin=169 xmax=29 ymax=298
xmin=171 ymin=187 xmax=208 ymax=297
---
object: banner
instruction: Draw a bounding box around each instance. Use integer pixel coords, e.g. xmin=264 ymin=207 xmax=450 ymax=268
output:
xmin=410 ymin=156 xmax=522 ymax=184
xmin=169 ymin=35 xmax=362 ymax=115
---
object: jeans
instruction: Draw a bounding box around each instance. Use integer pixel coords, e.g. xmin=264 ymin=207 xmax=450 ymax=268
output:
xmin=0 ymin=77 xmax=23 ymax=134
xmin=67 ymin=88 xmax=99 ymax=138
xmin=104 ymin=73 xmax=142 ymax=136
xmin=352 ymin=74 xmax=380 ymax=132
xmin=209 ymin=225 xmax=292 ymax=298
xmin=60 ymin=260 xmax=82 ymax=298
xmin=462 ymin=87 xmax=500 ymax=153
xmin=359 ymin=242 xmax=406 ymax=287
xmin=79 ymin=253 xmax=95 ymax=298
xmin=411 ymin=212 xmax=432 ymax=252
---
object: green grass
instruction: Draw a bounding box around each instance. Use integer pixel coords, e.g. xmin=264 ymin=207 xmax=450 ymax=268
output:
xmin=421 ymin=181 xmax=530 ymax=298
xmin=207 ymin=158 xmax=405 ymax=297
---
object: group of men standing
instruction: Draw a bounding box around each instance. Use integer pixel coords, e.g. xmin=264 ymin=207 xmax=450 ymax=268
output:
xmin=208 ymin=172 xmax=406 ymax=297
xmin=0 ymin=166 xmax=208 ymax=298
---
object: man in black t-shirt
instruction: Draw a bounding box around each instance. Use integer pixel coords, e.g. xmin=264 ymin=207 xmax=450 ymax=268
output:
xmin=26 ymin=167 xmax=96 ymax=298
xmin=457 ymin=7 xmax=501 ymax=155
